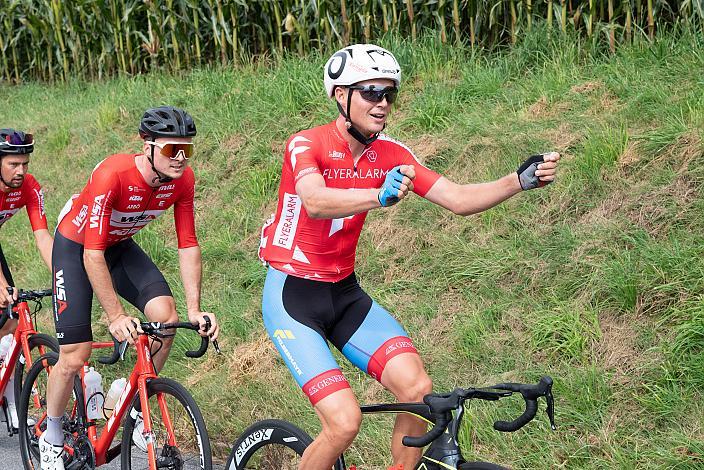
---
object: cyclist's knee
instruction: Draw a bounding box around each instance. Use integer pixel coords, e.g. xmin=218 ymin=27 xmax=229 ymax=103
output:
xmin=56 ymin=343 xmax=91 ymax=374
xmin=144 ymin=295 xmax=177 ymax=323
xmin=322 ymin=407 xmax=362 ymax=447
xmin=395 ymin=373 xmax=433 ymax=402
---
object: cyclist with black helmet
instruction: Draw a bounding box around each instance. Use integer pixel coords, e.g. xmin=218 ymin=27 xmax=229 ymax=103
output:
xmin=0 ymin=129 xmax=52 ymax=317
xmin=0 ymin=128 xmax=53 ymax=430
xmin=258 ymin=45 xmax=560 ymax=469
xmin=40 ymin=107 xmax=219 ymax=469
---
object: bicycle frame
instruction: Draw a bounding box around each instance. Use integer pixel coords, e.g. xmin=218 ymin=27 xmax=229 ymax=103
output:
xmin=0 ymin=300 xmax=47 ymax=402
xmin=30 ymin=334 xmax=177 ymax=470
xmin=354 ymin=403 xmax=467 ymax=470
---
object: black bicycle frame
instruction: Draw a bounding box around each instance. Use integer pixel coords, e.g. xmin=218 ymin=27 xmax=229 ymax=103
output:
xmin=340 ymin=402 xmax=467 ymax=470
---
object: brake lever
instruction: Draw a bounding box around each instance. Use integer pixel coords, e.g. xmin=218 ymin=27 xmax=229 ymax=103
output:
xmin=119 ymin=340 xmax=129 ymax=361
xmin=545 ymin=387 xmax=556 ymax=430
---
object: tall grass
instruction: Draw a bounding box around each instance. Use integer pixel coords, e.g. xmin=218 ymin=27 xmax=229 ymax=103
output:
xmin=1 ymin=0 xmax=704 ymax=82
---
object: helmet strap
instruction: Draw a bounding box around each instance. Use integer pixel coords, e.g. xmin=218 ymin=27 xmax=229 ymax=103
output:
xmin=147 ymin=144 xmax=173 ymax=185
xmin=338 ymin=89 xmax=381 ymax=146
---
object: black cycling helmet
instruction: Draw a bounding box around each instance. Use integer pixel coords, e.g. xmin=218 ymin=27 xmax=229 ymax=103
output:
xmin=0 ymin=128 xmax=34 ymax=155
xmin=138 ymin=106 xmax=196 ymax=140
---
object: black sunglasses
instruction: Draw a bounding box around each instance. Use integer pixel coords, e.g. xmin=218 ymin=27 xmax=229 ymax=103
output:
xmin=348 ymin=85 xmax=398 ymax=104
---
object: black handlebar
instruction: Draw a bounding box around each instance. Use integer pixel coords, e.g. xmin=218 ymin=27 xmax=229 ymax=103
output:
xmin=494 ymin=398 xmax=538 ymax=432
xmin=0 ymin=287 xmax=52 ymax=329
xmin=402 ymin=414 xmax=450 ymax=447
xmin=401 ymin=376 xmax=556 ymax=448
xmin=492 ymin=376 xmax=555 ymax=432
xmin=98 ymin=315 xmax=219 ymax=365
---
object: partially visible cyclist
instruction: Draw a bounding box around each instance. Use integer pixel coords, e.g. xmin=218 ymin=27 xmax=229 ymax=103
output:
xmin=40 ymin=106 xmax=220 ymax=470
xmin=0 ymin=128 xmax=53 ymax=430
xmin=0 ymin=129 xmax=53 ymax=326
xmin=258 ymin=44 xmax=560 ymax=470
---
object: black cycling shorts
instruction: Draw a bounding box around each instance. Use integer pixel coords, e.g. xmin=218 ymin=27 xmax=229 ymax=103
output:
xmin=52 ymin=231 xmax=172 ymax=345
xmin=0 ymin=243 xmax=14 ymax=287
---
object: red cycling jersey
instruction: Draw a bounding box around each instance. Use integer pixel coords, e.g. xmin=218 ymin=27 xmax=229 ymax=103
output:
xmin=57 ymin=154 xmax=198 ymax=250
xmin=259 ymin=121 xmax=441 ymax=282
xmin=0 ymin=174 xmax=47 ymax=231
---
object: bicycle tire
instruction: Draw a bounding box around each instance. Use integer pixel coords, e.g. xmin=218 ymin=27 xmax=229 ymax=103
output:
xmin=13 ymin=333 xmax=60 ymax=407
xmin=459 ymin=461 xmax=509 ymax=470
xmin=120 ymin=377 xmax=212 ymax=470
xmin=17 ymin=352 xmax=85 ymax=470
xmin=225 ymin=419 xmax=317 ymax=470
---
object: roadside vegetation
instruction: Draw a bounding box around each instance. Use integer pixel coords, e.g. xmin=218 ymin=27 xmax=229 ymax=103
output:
xmin=1 ymin=26 xmax=702 ymax=468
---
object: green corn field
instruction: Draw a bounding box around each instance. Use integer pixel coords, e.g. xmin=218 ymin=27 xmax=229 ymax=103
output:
xmin=1 ymin=0 xmax=703 ymax=82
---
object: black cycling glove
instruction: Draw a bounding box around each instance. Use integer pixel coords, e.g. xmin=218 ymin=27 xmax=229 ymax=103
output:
xmin=517 ymin=154 xmax=550 ymax=190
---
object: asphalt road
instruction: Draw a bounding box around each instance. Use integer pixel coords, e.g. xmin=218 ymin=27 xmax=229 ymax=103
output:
xmin=0 ymin=426 xmax=122 ymax=469
xmin=0 ymin=426 xmax=227 ymax=469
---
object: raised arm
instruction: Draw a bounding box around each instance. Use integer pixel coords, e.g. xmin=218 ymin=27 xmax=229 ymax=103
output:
xmin=423 ymin=152 xmax=560 ymax=215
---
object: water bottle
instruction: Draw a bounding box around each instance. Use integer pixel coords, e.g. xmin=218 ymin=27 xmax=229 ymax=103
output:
xmin=0 ymin=334 xmax=12 ymax=366
xmin=103 ymin=377 xmax=127 ymax=417
xmin=84 ymin=367 xmax=104 ymax=420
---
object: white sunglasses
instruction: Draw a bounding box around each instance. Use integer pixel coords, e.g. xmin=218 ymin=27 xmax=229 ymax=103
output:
xmin=146 ymin=141 xmax=194 ymax=160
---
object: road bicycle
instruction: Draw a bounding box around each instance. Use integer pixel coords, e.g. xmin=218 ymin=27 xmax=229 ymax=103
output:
xmin=18 ymin=317 xmax=219 ymax=470
xmin=0 ymin=288 xmax=58 ymax=435
xmin=226 ymin=376 xmax=556 ymax=470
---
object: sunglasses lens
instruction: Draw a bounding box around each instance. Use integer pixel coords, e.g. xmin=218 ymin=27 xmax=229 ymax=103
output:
xmin=359 ymin=88 xmax=397 ymax=104
xmin=160 ymin=143 xmax=193 ymax=159
xmin=8 ymin=132 xmax=32 ymax=145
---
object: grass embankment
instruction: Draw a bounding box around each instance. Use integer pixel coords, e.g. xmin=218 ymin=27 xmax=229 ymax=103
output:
xmin=1 ymin=29 xmax=703 ymax=468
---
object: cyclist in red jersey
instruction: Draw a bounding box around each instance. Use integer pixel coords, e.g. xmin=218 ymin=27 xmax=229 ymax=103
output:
xmin=40 ymin=107 xmax=220 ymax=470
xmin=0 ymin=129 xmax=53 ymax=333
xmin=0 ymin=129 xmax=53 ymax=431
xmin=259 ymin=44 xmax=560 ymax=470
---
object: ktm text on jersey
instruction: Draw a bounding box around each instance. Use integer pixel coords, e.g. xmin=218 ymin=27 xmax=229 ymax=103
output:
xmin=57 ymin=154 xmax=197 ymax=250
xmin=259 ymin=121 xmax=441 ymax=281
xmin=0 ymin=174 xmax=47 ymax=231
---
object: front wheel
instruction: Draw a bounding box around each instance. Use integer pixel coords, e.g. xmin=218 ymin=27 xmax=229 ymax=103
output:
xmin=121 ymin=377 xmax=212 ymax=470
xmin=17 ymin=352 xmax=86 ymax=470
xmin=13 ymin=333 xmax=60 ymax=406
xmin=225 ymin=419 xmax=313 ymax=470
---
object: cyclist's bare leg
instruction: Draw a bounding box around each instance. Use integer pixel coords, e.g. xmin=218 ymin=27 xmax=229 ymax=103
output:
xmin=300 ymin=388 xmax=362 ymax=470
xmin=46 ymin=342 xmax=92 ymax=416
xmin=0 ymin=318 xmax=17 ymax=337
xmin=381 ymin=352 xmax=433 ymax=467
xmin=143 ymin=295 xmax=178 ymax=373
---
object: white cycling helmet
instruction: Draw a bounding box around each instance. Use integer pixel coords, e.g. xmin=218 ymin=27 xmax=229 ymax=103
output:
xmin=324 ymin=44 xmax=401 ymax=98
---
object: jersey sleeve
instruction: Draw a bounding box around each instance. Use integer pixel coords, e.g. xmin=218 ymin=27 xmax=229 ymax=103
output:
xmin=23 ymin=175 xmax=48 ymax=231
xmin=83 ymin=163 xmax=120 ymax=250
xmin=287 ymin=133 xmax=321 ymax=183
xmin=397 ymin=146 xmax=441 ymax=197
xmin=173 ymin=169 xmax=198 ymax=249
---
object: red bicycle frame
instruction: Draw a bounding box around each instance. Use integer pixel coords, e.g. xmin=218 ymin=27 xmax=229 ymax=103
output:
xmin=56 ymin=335 xmax=177 ymax=470
xmin=0 ymin=299 xmax=51 ymax=406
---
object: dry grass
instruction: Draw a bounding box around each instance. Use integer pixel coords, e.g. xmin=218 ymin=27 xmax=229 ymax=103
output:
xmin=594 ymin=315 xmax=641 ymax=383
xmin=571 ymin=81 xmax=603 ymax=94
xmin=540 ymin=122 xmax=583 ymax=154
xmin=525 ymin=96 xmax=572 ymax=120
